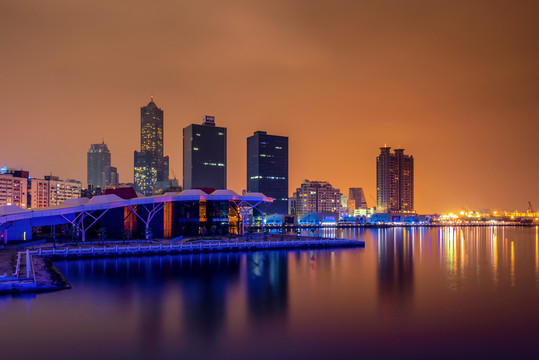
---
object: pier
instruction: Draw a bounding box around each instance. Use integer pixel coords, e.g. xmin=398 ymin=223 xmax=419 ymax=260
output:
xmin=0 ymin=235 xmax=364 ymax=294
xmin=28 ymin=237 xmax=363 ymax=259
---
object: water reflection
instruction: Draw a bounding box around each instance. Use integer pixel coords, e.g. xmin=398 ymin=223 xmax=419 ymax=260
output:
xmin=376 ymin=228 xmax=414 ymax=314
xmin=177 ymin=253 xmax=241 ymax=341
xmin=246 ymin=252 xmax=288 ymax=322
xmin=2 ymin=227 xmax=538 ymax=359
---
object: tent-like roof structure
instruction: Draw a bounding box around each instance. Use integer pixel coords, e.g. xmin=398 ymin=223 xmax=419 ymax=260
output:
xmin=0 ymin=205 xmax=27 ymax=216
xmin=179 ymin=189 xmax=208 ymax=196
xmin=0 ymin=190 xmax=273 ymax=227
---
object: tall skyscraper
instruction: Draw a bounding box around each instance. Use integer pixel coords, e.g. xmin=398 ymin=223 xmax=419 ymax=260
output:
xmin=183 ymin=116 xmax=227 ymax=190
xmin=376 ymin=146 xmax=414 ymax=213
xmin=87 ymin=141 xmax=111 ymax=189
xmin=247 ymin=131 xmax=288 ymax=214
xmin=349 ymin=187 xmax=368 ymax=209
xmin=134 ymin=97 xmax=169 ymax=195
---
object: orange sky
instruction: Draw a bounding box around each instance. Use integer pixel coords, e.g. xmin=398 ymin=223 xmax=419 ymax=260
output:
xmin=1 ymin=0 xmax=538 ymax=213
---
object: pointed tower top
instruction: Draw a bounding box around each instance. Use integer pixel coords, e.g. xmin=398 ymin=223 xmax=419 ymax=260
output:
xmin=146 ymin=94 xmax=158 ymax=108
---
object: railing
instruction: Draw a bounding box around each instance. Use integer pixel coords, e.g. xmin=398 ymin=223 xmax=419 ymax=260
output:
xmin=27 ymin=238 xmax=363 ymax=258
xmin=7 ymin=250 xmax=35 ymax=281
xmin=14 ymin=252 xmax=22 ymax=277
xmin=26 ymin=250 xmax=31 ymax=279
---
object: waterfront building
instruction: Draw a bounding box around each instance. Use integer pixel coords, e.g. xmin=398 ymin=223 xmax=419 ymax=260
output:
xmin=0 ymin=190 xmax=271 ymax=241
xmin=0 ymin=168 xmax=29 ymax=208
xmin=87 ymin=141 xmax=111 ymax=189
xmin=291 ymin=180 xmax=343 ymax=218
xmin=349 ymin=187 xmax=368 ymax=210
xmin=183 ymin=116 xmax=227 ymax=190
xmin=134 ymin=97 xmax=170 ymax=196
xmin=31 ymin=175 xmax=82 ymax=208
xmin=247 ymin=131 xmax=288 ymax=214
xmin=376 ymin=146 xmax=414 ymax=213
xmin=103 ymin=166 xmax=119 ymax=188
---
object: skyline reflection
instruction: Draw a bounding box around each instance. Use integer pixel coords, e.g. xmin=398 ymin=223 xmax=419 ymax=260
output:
xmin=1 ymin=227 xmax=537 ymax=359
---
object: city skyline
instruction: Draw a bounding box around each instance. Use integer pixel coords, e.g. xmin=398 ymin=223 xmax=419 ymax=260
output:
xmin=1 ymin=1 xmax=538 ymax=213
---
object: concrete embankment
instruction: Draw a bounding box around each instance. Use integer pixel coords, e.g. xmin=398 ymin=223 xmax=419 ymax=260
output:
xmin=0 ymin=250 xmax=70 ymax=295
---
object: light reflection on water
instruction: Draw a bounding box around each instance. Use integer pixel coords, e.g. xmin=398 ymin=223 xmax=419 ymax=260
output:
xmin=0 ymin=226 xmax=538 ymax=359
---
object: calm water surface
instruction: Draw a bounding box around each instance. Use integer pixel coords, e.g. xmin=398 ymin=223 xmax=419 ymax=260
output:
xmin=1 ymin=227 xmax=538 ymax=359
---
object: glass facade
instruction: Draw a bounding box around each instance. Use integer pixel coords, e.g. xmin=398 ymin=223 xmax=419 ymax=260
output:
xmin=247 ymin=131 xmax=288 ymax=215
xmin=87 ymin=142 xmax=111 ymax=189
xmin=183 ymin=118 xmax=227 ymax=190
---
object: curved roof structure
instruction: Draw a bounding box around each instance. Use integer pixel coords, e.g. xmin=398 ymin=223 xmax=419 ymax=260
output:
xmin=0 ymin=191 xmax=273 ymax=227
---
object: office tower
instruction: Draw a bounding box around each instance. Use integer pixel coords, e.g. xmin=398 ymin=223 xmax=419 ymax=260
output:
xmin=349 ymin=187 xmax=368 ymax=210
xmin=103 ymin=166 xmax=119 ymax=188
xmin=291 ymin=180 xmax=343 ymax=218
xmin=87 ymin=141 xmax=111 ymax=189
xmin=247 ymin=131 xmax=288 ymax=214
xmin=134 ymin=97 xmax=169 ymax=196
xmin=30 ymin=175 xmax=82 ymax=208
xmin=183 ymin=116 xmax=227 ymax=190
xmin=0 ymin=168 xmax=29 ymax=208
xmin=376 ymin=146 xmax=414 ymax=213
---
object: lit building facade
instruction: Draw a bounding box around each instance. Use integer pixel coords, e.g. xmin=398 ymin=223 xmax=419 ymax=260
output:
xmin=247 ymin=131 xmax=288 ymax=214
xmin=134 ymin=98 xmax=169 ymax=196
xmin=291 ymin=180 xmax=343 ymax=218
xmin=0 ymin=169 xmax=29 ymax=208
xmin=183 ymin=116 xmax=227 ymax=190
xmin=376 ymin=146 xmax=414 ymax=213
xmin=30 ymin=176 xmax=82 ymax=208
xmin=87 ymin=141 xmax=111 ymax=189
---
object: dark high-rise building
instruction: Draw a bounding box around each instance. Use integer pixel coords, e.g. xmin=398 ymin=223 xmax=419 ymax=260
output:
xmin=134 ymin=97 xmax=169 ymax=195
xmin=87 ymin=141 xmax=111 ymax=189
xmin=376 ymin=146 xmax=414 ymax=213
xmin=247 ymin=131 xmax=288 ymax=214
xmin=103 ymin=166 xmax=119 ymax=188
xmin=349 ymin=187 xmax=368 ymax=210
xmin=183 ymin=116 xmax=227 ymax=190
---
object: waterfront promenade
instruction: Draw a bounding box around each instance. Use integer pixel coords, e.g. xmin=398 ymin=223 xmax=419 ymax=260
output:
xmin=0 ymin=234 xmax=365 ymax=294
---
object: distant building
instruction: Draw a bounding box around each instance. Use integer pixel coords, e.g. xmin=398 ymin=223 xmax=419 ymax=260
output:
xmin=87 ymin=141 xmax=111 ymax=189
xmin=291 ymin=180 xmax=343 ymax=218
xmin=155 ymin=178 xmax=182 ymax=194
xmin=349 ymin=187 xmax=368 ymax=210
xmin=103 ymin=166 xmax=119 ymax=188
xmin=31 ymin=175 xmax=82 ymax=208
xmin=340 ymin=194 xmax=349 ymax=217
xmin=81 ymin=185 xmax=102 ymax=199
xmin=0 ymin=168 xmax=29 ymax=208
xmin=376 ymin=146 xmax=414 ymax=213
xmin=183 ymin=115 xmax=227 ymax=190
xmin=134 ymin=97 xmax=169 ymax=196
xmin=247 ymin=131 xmax=288 ymax=214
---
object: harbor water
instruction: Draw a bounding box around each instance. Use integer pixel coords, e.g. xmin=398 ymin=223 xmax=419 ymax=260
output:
xmin=1 ymin=226 xmax=538 ymax=359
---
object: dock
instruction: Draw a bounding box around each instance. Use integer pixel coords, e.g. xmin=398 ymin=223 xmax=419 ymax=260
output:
xmin=27 ymin=236 xmax=364 ymax=259
xmin=0 ymin=235 xmax=364 ymax=294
